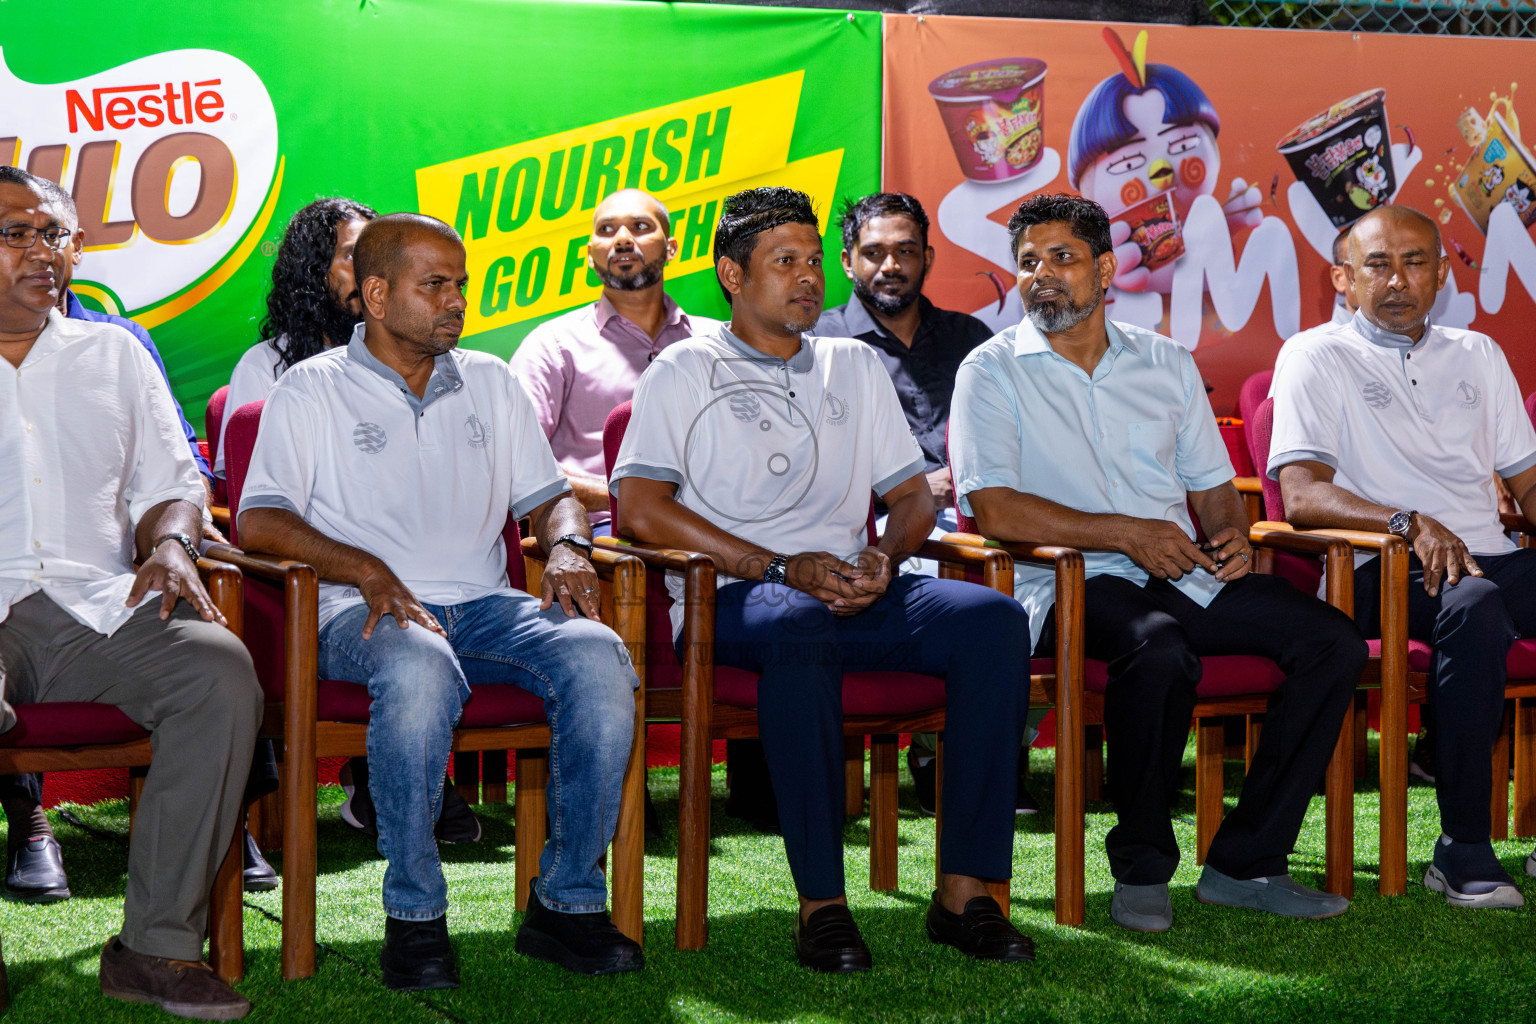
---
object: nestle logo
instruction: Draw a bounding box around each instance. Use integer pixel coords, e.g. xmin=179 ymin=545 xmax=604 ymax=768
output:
xmin=66 ymin=79 xmax=225 ymax=133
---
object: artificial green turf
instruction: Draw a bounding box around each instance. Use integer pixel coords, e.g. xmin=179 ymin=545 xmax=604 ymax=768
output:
xmin=2 ymin=741 xmax=1534 ymax=1024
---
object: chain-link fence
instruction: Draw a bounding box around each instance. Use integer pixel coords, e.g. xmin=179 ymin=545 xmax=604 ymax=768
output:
xmin=1206 ymin=0 xmax=1536 ymax=37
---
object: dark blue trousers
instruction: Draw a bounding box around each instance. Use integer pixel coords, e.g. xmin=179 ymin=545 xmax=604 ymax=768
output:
xmin=1353 ymin=547 xmax=1536 ymax=842
xmin=695 ymin=575 xmax=1031 ymax=899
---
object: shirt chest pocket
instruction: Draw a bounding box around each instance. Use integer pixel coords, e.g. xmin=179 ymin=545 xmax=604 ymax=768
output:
xmin=1125 ymin=419 xmax=1178 ymax=488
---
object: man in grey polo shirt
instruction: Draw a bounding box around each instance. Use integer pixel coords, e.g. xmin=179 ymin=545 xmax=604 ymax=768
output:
xmin=239 ymin=214 xmax=642 ymax=985
xmin=950 ymin=193 xmax=1364 ymax=933
xmin=613 ymin=187 xmax=1034 ymax=973
xmin=1271 ymin=204 xmax=1536 ymax=907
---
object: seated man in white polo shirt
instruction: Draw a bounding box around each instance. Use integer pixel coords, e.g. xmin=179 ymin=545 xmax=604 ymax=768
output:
xmin=950 ymin=193 xmax=1364 ymax=934
xmin=1271 ymin=204 xmax=1536 ymax=907
xmin=238 ymin=214 xmax=642 ymax=986
xmin=613 ymin=187 xmax=1034 ymax=972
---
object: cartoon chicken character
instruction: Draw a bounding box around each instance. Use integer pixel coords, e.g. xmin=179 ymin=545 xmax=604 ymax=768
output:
xmin=1481 ymin=162 xmax=1506 ymax=197
xmin=1068 ymin=28 xmax=1262 ymax=294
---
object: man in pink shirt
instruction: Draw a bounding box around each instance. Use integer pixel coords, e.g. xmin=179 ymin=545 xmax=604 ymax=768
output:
xmin=511 ymin=189 xmax=720 ymax=535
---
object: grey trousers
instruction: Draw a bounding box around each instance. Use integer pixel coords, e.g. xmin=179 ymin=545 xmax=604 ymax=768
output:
xmin=0 ymin=593 xmax=261 ymax=960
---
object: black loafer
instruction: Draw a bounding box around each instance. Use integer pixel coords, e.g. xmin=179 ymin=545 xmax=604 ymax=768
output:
xmin=380 ymin=914 xmax=459 ymax=991
xmin=515 ymin=879 xmax=644 ymax=975
xmin=926 ymin=893 xmax=1035 ymax=962
xmin=5 ymin=835 xmax=70 ymax=903
xmin=793 ymin=904 xmax=872 ymax=973
xmin=435 ymin=784 xmax=482 ymax=844
xmin=242 ymin=829 xmax=278 ymax=892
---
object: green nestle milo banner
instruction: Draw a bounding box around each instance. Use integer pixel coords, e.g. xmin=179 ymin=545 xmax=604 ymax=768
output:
xmin=0 ymin=0 xmax=880 ymax=419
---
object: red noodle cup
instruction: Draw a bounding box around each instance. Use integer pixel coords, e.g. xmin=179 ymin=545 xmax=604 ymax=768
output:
xmin=1277 ymin=89 xmax=1395 ymax=229
xmin=929 ymin=59 xmax=1047 ymax=183
xmin=1116 ymin=192 xmax=1184 ymax=271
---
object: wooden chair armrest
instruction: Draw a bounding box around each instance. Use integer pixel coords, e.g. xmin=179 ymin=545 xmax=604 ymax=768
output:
xmin=1501 ymin=512 xmax=1536 ymax=536
xmin=1233 ymin=477 xmax=1263 ymax=495
xmin=1248 ymin=522 xmax=1350 ymax=558
xmin=595 ymin=536 xmax=719 ymax=576
xmin=1286 ymin=527 xmax=1405 ymax=554
xmin=520 ymin=536 xmax=647 ymax=580
xmin=201 ymin=543 xmax=319 ymax=587
xmin=209 ymin=505 xmax=231 ymax=532
xmin=943 ymin=531 xmax=1084 ymax=572
xmin=913 ymin=538 xmax=1013 ymax=592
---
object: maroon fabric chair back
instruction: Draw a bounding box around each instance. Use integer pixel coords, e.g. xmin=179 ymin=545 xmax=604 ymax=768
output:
xmin=1237 ymin=370 xmax=1273 ymax=477
xmin=1525 ymin=391 xmax=1536 ymax=428
xmin=205 ymin=385 xmax=230 ymax=472
xmin=603 ymin=402 xmax=632 ymax=529
xmin=1250 ymin=397 xmax=1284 ymax=522
xmin=223 ymin=400 xmax=265 ymax=547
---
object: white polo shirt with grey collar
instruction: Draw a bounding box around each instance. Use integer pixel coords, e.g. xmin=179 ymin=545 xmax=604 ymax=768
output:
xmin=242 ymin=327 xmax=571 ymax=628
xmin=1268 ymin=312 xmax=1536 ymax=558
xmin=610 ymin=323 xmax=927 ymax=636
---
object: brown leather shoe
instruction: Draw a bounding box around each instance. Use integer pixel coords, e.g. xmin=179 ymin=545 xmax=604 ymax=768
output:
xmin=99 ymin=937 xmax=251 ymax=1020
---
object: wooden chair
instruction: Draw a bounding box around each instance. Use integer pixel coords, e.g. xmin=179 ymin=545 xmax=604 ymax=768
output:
xmin=600 ymin=401 xmax=1081 ymax=949
xmin=948 ymin=507 xmax=1361 ymax=896
xmin=0 ymin=559 xmax=249 ymax=983
xmin=211 ymin=399 xmax=648 ymax=980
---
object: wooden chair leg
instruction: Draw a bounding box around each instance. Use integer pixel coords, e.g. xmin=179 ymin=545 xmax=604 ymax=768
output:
xmin=1515 ymin=695 xmax=1536 ymax=839
xmin=455 ymin=750 xmax=480 ymax=805
xmin=674 ymin=713 xmax=711 ymax=950
xmin=280 ymin=744 xmax=318 ymax=980
xmin=1324 ymin=708 xmax=1355 ymax=898
xmin=208 ymin=812 xmax=245 ymax=983
xmin=869 ymin=735 xmax=897 ymax=891
xmin=1084 ymin=725 xmax=1105 ymax=802
xmin=482 ymin=749 xmax=509 ymax=805
xmin=1056 ymin=701 xmax=1085 ymax=926
xmin=610 ymin=708 xmax=646 ymax=945
xmin=1492 ymin=704 xmax=1512 ymax=842
xmin=844 ymin=735 xmax=865 ymax=816
xmin=513 ymin=749 xmax=549 ymax=911
xmin=1354 ymin=691 xmax=1368 ymax=778
xmin=1194 ymin=716 xmax=1224 ymax=865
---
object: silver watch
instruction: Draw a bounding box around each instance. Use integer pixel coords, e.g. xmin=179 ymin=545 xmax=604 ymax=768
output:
xmin=1387 ymin=509 xmax=1417 ymax=538
xmin=763 ymin=554 xmax=788 ymax=585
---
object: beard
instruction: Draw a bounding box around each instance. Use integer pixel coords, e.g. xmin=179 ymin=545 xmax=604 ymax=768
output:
xmin=319 ymin=287 xmax=362 ymax=347
xmin=853 ymin=269 xmax=923 ymax=317
xmin=596 ymin=251 xmax=666 ymax=291
xmin=1024 ymin=282 xmax=1101 ymax=333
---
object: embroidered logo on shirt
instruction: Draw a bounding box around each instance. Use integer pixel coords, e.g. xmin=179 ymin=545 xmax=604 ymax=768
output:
xmin=1362 ymin=381 xmax=1393 ymax=410
xmin=1456 ymin=380 xmax=1483 ymax=409
xmin=728 ymin=392 xmax=761 ymax=422
xmin=353 ymin=422 xmax=388 ymax=454
xmin=465 ymin=414 xmax=490 ymax=449
xmin=825 ymin=394 xmax=850 ymax=426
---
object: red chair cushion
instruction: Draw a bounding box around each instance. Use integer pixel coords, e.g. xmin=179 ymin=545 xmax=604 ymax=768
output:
xmin=0 ymin=703 xmax=148 ymax=748
xmin=316 ymin=679 xmax=548 ymax=727
xmin=1508 ymin=639 xmax=1536 ymax=678
xmin=1251 ymin=397 xmax=1285 ymax=522
xmin=1237 ymin=370 xmax=1273 ymax=465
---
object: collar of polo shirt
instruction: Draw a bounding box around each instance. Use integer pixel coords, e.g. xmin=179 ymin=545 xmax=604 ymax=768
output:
xmin=1350 ymin=310 xmax=1428 ymax=351
xmin=716 ymin=324 xmax=816 ymax=372
xmin=1008 ymin=317 xmax=1139 ymax=359
xmin=594 ymin=292 xmax=686 ymax=332
xmin=346 ymin=325 xmax=464 ymax=413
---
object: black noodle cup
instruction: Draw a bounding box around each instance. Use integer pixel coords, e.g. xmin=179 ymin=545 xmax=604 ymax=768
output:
xmin=1278 ymin=89 xmax=1396 ymax=229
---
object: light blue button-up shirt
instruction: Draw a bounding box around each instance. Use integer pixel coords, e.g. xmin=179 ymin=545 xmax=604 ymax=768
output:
xmin=949 ymin=318 xmax=1236 ymax=649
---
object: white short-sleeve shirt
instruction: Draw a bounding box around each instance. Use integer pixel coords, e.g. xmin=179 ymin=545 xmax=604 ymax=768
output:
xmin=610 ymin=324 xmax=926 ymax=636
xmin=1268 ymin=313 xmax=1536 ymax=557
xmin=0 ymin=310 xmax=204 ymax=634
xmin=215 ymin=338 xmax=287 ymax=478
xmin=949 ymin=318 xmax=1235 ymax=650
xmin=241 ymin=327 xmax=571 ymax=628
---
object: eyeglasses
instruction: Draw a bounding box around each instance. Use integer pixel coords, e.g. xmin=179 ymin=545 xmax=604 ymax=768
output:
xmin=0 ymin=226 xmax=73 ymax=251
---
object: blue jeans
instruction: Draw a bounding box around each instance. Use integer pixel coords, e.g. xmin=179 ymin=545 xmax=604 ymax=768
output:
xmin=318 ymin=592 xmax=637 ymax=918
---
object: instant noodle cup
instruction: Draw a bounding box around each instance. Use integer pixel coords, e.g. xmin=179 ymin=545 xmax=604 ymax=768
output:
xmin=929 ymin=58 xmax=1047 ymax=183
xmin=1116 ymin=192 xmax=1184 ymax=271
xmin=1453 ymin=111 xmax=1536 ymax=234
xmin=1277 ymin=89 xmax=1396 ymax=229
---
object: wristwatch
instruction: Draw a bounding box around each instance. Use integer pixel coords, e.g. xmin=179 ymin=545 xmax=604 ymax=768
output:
xmin=551 ymin=534 xmax=594 ymax=559
xmin=1387 ymin=509 xmax=1417 ymax=539
xmin=154 ymin=532 xmax=200 ymax=564
xmin=763 ymin=553 xmax=788 ymax=585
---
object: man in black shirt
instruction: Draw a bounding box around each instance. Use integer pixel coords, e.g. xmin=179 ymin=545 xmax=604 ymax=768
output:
xmin=815 ymin=193 xmax=1033 ymax=816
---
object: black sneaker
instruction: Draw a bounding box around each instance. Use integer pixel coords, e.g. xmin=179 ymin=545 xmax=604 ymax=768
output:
xmin=380 ymin=915 xmax=459 ymax=990
xmin=907 ymin=746 xmax=936 ymax=817
xmin=436 ymin=783 xmax=482 ymax=844
xmin=337 ymin=758 xmax=377 ymax=839
xmin=515 ymin=879 xmax=643 ymax=975
xmin=1423 ymin=834 xmax=1524 ymax=908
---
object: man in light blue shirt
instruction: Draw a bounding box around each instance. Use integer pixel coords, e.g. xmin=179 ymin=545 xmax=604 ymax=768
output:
xmin=949 ymin=194 xmax=1365 ymax=933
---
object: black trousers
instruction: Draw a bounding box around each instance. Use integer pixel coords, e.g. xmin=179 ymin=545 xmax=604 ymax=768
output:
xmin=1352 ymin=547 xmax=1536 ymax=842
xmin=1038 ymin=572 xmax=1364 ymax=884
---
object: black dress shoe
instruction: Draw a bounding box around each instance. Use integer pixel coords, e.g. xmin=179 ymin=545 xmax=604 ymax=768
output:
xmin=435 ymin=784 xmax=482 ymax=844
xmin=515 ymin=879 xmax=643 ymax=975
xmin=242 ymin=829 xmax=278 ymax=892
xmin=5 ymin=835 xmax=70 ymax=903
xmin=925 ymin=894 xmax=1035 ymax=962
xmin=793 ymin=904 xmax=871 ymax=973
xmin=643 ymin=786 xmax=662 ymax=840
xmin=380 ymin=914 xmax=459 ymax=991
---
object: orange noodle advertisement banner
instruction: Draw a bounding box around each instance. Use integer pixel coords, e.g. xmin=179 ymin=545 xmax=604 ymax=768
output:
xmin=882 ymin=16 xmax=1536 ymax=414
